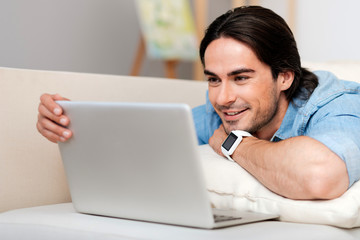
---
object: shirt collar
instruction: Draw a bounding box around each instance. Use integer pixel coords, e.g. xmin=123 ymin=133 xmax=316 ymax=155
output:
xmin=271 ymin=97 xmax=305 ymax=142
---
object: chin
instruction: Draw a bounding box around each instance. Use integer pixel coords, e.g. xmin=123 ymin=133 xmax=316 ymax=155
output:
xmin=223 ymin=123 xmax=249 ymax=134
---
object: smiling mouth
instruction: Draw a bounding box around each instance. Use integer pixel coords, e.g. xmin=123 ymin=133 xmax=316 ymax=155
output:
xmin=224 ymin=109 xmax=248 ymax=116
xmin=225 ymin=111 xmax=242 ymax=116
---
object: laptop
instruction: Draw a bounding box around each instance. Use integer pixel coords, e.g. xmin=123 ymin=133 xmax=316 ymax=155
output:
xmin=57 ymin=101 xmax=278 ymax=229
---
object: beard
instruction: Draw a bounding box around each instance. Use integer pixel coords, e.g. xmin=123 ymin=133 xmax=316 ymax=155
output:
xmin=219 ymin=86 xmax=280 ymax=135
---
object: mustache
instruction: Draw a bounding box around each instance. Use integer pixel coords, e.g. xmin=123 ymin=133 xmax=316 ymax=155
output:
xmin=214 ymin=103 xmax=251 ymax=111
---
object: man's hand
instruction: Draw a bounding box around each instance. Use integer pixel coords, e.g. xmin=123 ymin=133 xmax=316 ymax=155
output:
xmin=208 ymin=124 xmax=228 ymax=156
xmin=36 ymin=93 xmax=72 ymax=143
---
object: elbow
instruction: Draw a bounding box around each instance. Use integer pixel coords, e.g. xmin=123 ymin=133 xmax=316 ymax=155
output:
xmin=305 ymin=165 xmax=349 ymax=200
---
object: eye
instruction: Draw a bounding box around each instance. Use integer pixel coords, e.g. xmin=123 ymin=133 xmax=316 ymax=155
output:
xmin=207 ymin=77 xmax=221 ymax=86
xmin=234 ymin=75 xmax=249 ymax=81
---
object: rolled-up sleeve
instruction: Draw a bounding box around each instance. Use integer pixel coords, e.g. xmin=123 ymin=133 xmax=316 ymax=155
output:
xmin=305 ymin=93 xmax=360 ymax=187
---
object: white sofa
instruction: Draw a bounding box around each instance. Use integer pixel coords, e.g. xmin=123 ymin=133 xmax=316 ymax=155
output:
xmin=0 ymin=64 xmax=360 ymax=239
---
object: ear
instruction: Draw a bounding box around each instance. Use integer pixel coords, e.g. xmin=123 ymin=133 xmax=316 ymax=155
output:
xmin=277 ymin=71 xmax=294 ymax=91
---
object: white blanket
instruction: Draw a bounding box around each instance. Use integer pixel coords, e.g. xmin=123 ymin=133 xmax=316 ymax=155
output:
xmin=199 ymin=145 xmax=360 ymax=228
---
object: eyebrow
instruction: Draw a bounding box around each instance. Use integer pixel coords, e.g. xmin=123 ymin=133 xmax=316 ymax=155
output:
xmin=204 ymin=68 xmax=255 ymax=77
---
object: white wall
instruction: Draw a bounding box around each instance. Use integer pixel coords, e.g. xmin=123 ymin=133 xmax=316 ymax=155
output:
xmin=0 ymin=0 xmax=148 ymax=76
xmin=0 ymin=0 xmax=359 ymax=79
xmin=296 ymin=0 xmax=360 ymax=61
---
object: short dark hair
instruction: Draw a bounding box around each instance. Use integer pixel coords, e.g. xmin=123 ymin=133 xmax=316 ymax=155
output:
xmin=199 ymin=6 xmax=318 ymax=101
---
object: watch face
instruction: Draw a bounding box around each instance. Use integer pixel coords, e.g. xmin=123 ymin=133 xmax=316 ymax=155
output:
xmin=222 ymin=132 xmax=238 ymax=151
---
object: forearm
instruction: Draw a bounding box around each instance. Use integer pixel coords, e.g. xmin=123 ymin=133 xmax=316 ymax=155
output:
xmin=232 ymin=136 xmax=349 ymax=200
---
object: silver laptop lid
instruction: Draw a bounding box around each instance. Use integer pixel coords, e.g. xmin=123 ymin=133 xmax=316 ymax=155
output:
xmin=57 ymin=101 xmax=215 ymax=228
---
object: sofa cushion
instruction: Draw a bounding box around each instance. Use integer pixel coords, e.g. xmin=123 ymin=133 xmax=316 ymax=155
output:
xmin=199 ymin=145 xmax=360 ymax=228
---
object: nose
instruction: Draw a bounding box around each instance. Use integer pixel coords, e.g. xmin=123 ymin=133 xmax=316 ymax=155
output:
xmin=216 ymin=81 xmax=237 ymax=106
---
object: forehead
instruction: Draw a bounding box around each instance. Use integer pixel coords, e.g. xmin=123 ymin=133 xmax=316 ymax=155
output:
xmin=204 ymin=37 xmax=268 ymax=74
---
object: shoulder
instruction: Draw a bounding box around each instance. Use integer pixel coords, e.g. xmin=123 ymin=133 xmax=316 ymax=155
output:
xmin=278 ymin=71 xmax=360 ymax=137
xmin=303 ymin=71 xmax=360 ymax=109
xmin=314 ymin=71 xmax=360 ymax=95
xmin=192 ymin=93 xmax=222 ymax=145
xmin=296 ymin=70 xmax=360 ymax=127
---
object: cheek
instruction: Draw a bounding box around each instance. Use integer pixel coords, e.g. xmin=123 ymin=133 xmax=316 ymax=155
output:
xmin=245 ymin=85 xmax=273 ymax=111
xmin=240 ymin=85 xmax=260 ymax=104
xmin=258 ymin=86 xmax=278 ymax=110
xmin=208 ymin=87 xmax=219 ymax=105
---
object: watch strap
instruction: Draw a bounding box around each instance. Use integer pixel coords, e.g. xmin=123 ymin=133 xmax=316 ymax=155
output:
xmin=222 ymin=130 xmax=252 ymax=162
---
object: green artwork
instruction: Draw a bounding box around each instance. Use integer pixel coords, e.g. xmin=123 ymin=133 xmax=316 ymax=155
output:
xmin=135 ymin=0 xmax=198 ymax=60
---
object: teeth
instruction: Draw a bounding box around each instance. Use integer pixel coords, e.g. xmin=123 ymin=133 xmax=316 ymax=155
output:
xmin=226 ymin=112 xmax=240 ymax=116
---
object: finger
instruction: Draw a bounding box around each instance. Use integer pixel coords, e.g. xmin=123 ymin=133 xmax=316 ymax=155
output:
xmin=40 ymin=93 xmax=69 ymax=116
xmin=37 ymin=122 xmax=61 ymax=143
xmin=37 ymin=114 xmax=72 ymax=142
xmin=38 ymin=103 xmax=69 ymax=127
xmin=38 ymin=114 xmax=72 ymax=138
xmin=219 ymin=124 xmax=228 ymax=136
xmin=209 ymin=134 xmax=223 ymax=156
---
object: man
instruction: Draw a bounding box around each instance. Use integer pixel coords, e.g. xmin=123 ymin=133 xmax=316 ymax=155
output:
xmin=37 ymin=6 xmax=360 ymax=200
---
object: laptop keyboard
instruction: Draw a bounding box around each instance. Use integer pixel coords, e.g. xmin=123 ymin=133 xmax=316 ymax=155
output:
xmin=214 ymin=214 xmax=242 ymax=223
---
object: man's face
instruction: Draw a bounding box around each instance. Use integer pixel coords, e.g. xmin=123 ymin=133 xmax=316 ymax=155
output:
xmin=204 ymin=37 xmax=289 ymax=137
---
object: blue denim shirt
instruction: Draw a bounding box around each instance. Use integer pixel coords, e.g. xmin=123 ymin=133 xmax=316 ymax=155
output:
xmin=192 ymin=71 xmax=360 ymax=187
